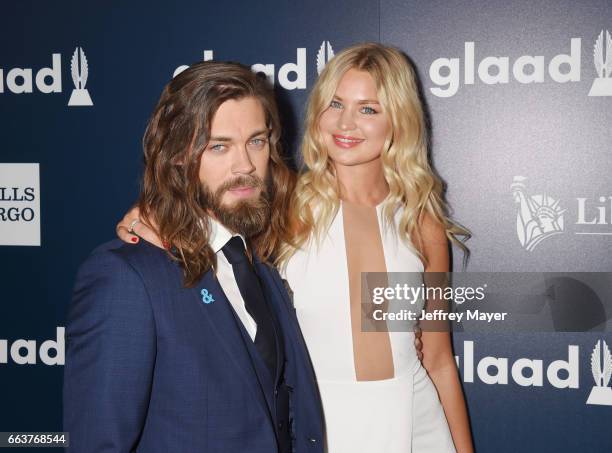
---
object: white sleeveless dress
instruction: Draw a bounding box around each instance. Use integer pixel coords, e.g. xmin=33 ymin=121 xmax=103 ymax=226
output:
xmin=284 ymin=202 xmax=456 ymax=453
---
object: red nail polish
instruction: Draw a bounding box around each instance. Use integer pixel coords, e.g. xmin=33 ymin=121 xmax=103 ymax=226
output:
xmin=131 ymin=237 xmax=138 ymax=243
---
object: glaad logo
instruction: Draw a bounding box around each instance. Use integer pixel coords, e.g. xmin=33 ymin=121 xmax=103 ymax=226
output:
xmin=0 ymin=163 xmax=41 ymax=246
xmin=0 ymin=54 xmax=62 ymax=94
xmin=511 ymin=176 xmax=565 ymax=251
xmin=67 ymin=47 xmax=93 ymax=106
xmin=586 ymin=339 xmax=612 ymax=405
xmin=454 ymin=340 xmax=578 ymax=388
xmin=0 ymin=327 xmax=64 ymax=366
xmin=456 ymin=340 xmax=612 ymax=406
xmin=0 ymin=46 xmax=92 ymax=106
xmin=173 ymin=41 xmax=335 ymax=90
xmin=429 ymin=39 xmax=581 ymax=97
xmin=588 ymin=30 xmax=612 ymax=97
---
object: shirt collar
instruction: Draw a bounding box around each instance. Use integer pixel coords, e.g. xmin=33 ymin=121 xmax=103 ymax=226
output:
xmin=208 ymin=217 xmax=247 ymax=253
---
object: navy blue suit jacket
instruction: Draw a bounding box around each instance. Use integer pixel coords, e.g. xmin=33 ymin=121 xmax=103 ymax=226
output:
xmin=64 ymin=239 xmax=324 ymax=452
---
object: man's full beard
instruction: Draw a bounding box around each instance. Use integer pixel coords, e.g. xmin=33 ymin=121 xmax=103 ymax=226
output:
xmin=202 ymin=175 xmax=271 ymax=238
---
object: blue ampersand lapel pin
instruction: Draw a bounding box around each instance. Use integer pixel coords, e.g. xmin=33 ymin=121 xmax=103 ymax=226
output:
xmin=201 ymin=288 xmax=215 ymax=304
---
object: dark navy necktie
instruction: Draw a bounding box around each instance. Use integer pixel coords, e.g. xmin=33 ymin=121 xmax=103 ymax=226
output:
xmin=222 ymin=236 xmax=278 ymax=377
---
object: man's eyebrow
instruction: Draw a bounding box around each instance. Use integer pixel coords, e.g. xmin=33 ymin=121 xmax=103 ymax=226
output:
xmin=248 ymin=129 xmax=269 ymax=139
xmin=332 ymin=95 xmax=380 ymax=104
xmin=208 ymin=129 xmax=268 ymax=142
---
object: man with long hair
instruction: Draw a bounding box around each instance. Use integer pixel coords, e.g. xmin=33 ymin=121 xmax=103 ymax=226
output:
xmin=63 ymin=62 xmax=323 ymax=453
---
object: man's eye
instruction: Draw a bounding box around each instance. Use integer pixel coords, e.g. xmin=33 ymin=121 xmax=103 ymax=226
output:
xmin=208 ymin=144 xmax=226 ymax=152
xmin=330 ymin=100 xmax=342 ymax=109
xmin=248 ymin=138 xmax=268 ymax=148
xmin=361 ymin=106 xmax=378 ymax=114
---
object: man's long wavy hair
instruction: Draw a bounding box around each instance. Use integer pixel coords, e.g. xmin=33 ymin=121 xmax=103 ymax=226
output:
xmin=139 ymin=61 xmax=295 ymax=287
xmin=277 ymin=43 xmax=469 ymax=267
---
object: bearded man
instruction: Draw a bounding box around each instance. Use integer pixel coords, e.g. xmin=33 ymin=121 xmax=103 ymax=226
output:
xmin=63 ymin=62 xmax=324 ymax=453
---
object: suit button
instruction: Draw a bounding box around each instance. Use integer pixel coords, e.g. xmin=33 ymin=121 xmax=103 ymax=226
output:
xmin=274 ymin=389 xmax=278 ymax=396
xmin=308 ymin=437 xmax=317 ymax=443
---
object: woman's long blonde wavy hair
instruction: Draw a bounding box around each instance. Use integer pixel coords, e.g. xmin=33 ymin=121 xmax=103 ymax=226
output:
xmin=277 ymin=42 xmax=469 ymax=267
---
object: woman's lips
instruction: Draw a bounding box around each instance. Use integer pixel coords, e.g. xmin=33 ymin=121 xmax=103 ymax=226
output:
xmin=333 ymin=134 xmax=364 ymax=148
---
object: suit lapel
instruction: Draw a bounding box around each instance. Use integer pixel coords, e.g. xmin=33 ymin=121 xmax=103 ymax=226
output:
xmin=253 ymin=261 xmax=286 ymax=387
xmin=191 ymin=271 xmax=272 ymax=419
xmin=255 ymin=261 xmax=302 ymax=341
xmin=255 ymin=261 xmax=318 ymax=389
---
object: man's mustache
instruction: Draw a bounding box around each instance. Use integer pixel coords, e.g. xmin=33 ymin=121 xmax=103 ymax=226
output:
xmin=215 ymin=175 xmax=265 ymax=196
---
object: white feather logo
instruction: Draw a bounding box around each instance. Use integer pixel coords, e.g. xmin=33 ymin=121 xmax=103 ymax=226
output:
xmin=593 ymin=30 xmax=612 ymax=78
xmin=586 ymin=339 xmax=612 ymax=406
xmin=588 ymin=30 xmax=612 ymax=97
xmin=316 ymin=41 xmax=335 ymax=75
xmin=71 ymin=47 xmax=89 ymax=89
xmin=591 ymin=340 xmax=612 ymax=388
xmin=67 ymin=46 xmax=93 ymax=106
xmin=606 ymin=30 xmax=612 ymax=78
xmin=593 ymin=31 xmax=604 ymax=78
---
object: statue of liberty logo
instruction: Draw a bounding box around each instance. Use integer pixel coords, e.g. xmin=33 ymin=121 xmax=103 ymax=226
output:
xmin=511 ymin=176 xmax=565 ymax=251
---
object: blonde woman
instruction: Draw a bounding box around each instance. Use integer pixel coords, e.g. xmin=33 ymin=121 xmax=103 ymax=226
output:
xmin=118 ymin=43 xmax=473 ymax=452
xmin=277 ymin=43 xmax=472 ymax=452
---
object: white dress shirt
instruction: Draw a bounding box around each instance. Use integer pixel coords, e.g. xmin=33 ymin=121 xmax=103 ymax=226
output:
xmin=209 ymin=218 xmax=257 ymax=341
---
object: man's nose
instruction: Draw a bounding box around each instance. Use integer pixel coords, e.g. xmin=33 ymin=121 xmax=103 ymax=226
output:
xmin=231 ymin=146 xmax=256 ymax=174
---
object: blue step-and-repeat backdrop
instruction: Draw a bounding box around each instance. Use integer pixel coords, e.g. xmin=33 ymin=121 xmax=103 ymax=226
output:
xmin=1 ymin=1 xmax=611 ymax=451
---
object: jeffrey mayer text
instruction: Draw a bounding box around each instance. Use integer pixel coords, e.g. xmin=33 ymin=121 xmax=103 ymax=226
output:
xmin=372 ymin=309 xmax=508 ymax=323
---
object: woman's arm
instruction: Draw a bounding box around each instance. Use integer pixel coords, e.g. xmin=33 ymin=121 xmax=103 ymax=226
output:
xmin=419 ymin=214 xmax=474 ymax=453
xmin=116 ymin=205 xmax=163 ymax=248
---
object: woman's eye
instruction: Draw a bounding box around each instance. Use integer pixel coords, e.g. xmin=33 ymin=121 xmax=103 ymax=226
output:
xmin=330 ymin=100 xmax=342 ymax=109
xmin=361 ymin=106 xmax=378 ymax=115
